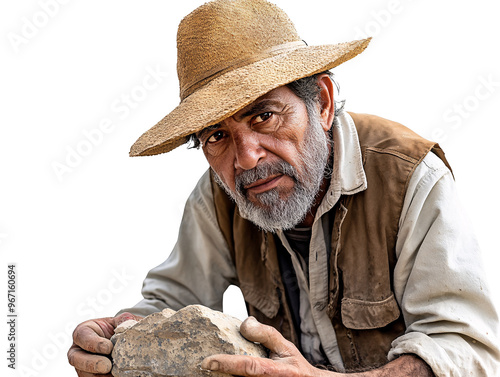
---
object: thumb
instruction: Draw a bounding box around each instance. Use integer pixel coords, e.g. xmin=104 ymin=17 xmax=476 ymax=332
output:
xmin=239 ymin=317 xmax=298 ymax=358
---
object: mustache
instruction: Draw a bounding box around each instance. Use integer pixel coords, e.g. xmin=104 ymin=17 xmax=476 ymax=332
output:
xmin=235 ymin=160 xmax=297 ymax=195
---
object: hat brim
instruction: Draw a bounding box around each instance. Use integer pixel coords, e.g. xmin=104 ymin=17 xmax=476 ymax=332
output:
xmin=129 ymin=38 xmax=371 ymax=157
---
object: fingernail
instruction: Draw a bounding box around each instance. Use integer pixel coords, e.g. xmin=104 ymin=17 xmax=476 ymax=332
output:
xmin=208 ymin=360 xmax=219 ymax=371
xmin=199 ymin=366 xmax=212 ymax=375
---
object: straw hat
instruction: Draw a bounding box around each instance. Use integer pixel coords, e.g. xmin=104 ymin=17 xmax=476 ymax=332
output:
xmin=129 ymin=0 xmax=371 ymax=157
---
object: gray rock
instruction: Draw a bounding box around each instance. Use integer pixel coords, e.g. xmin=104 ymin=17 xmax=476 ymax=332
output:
xmin=111 ymin=305 xmax=267 ymax=377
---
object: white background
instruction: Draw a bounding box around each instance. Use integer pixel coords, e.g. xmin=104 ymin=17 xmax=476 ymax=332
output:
xmin=1 ymin=0 xmax=499 ymax=376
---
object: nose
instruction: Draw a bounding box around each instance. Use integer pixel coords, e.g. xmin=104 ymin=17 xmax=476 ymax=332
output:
xmin=232 ymin=127 xmax=267 ymax=171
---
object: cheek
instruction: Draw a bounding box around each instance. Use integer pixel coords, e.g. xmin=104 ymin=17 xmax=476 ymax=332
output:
xmin=263 ymin=135 xmax=302 ymax=170
xmin=264 ymin=113 xmax=308 ymax=165
xmin=205 ymin=153 xmax=237 ymax=191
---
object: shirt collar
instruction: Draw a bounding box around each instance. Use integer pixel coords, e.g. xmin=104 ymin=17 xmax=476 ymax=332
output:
xmin=316 ymin=111 xmax=367 ymax=218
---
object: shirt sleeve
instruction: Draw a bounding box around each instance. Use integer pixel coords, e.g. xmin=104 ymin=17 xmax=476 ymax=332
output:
xmin=117 ymin=170 xmax=238 ymax=317
xmin=390 ymin=152 xmax=500 ymax=376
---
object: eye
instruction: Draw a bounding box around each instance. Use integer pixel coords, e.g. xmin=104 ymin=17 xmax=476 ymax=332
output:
xmin=254 ymin=112 xmax=273 ymax=123
xmin=207 ymin=130 xmax=226 ymax=144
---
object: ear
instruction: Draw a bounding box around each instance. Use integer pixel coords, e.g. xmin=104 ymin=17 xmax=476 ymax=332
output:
xmin=316 ymin=74 xmax=336 ymax=132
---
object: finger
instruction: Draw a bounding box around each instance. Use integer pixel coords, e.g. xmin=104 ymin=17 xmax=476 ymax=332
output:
xmin=68 ymin=344 xmax=113 ymax=374
xmin=112 ymin=312 xmax=143 ymax=327
xmin=73 ymin=323 xmax=114 ymax=354
xmin=240 ymin=317 xmax=297 ymax=357
xmin=202 ymin=354 xmax=289 ymax=377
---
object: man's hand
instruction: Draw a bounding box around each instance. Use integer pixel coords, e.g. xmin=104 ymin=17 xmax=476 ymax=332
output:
xmin=201 ymin=317 xmax=435 ymax=377
xmin=67 ymin=312 xmax=143 ymax=376
xmin=201 ymin=316 xmax=333 ymax=377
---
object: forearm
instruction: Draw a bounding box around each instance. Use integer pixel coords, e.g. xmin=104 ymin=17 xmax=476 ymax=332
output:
xmin=336 ymin=355 xmax=434 ymax=377
xmin=392 ymin=154 xmax=500 ymax=375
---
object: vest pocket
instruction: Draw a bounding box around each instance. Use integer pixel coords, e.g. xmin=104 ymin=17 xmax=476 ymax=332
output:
xmin=340 ymin=293 xmax=401 ymax=330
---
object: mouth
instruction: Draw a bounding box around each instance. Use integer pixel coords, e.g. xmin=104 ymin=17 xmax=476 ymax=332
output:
xmin=243 ymin=174 xmax=284 ymax=194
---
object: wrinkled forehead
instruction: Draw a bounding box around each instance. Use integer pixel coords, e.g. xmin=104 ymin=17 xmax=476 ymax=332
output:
xmin=203 ymin=84 xmax=302 ymax=131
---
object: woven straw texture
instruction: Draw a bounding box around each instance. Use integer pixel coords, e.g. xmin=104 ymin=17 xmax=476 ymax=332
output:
xmin=130 ymin=0 xmax=371 ymax=157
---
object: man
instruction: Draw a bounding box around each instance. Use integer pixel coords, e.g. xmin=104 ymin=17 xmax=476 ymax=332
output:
xmin=68 ymin=0 xmax=500 ymax=376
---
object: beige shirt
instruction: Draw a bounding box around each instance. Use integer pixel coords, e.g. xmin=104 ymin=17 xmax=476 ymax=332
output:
xmin=120 ymin=112 xmax=500 ymax=376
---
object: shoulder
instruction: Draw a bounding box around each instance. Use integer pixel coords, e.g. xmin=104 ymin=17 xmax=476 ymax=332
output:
xmin=348 ymin=112 xmax=437 ymax=164
xmin=407 ymin=151 xmax=454 ymax=195
xmin=399 ymin=151 xmax=455 ymax=228
xmin=185 ymin=169 xmax=219 ymax=221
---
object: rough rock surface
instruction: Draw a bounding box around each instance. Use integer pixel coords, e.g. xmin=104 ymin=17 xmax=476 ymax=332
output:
xmin=111 ymin=305 xmax=267 ymax=377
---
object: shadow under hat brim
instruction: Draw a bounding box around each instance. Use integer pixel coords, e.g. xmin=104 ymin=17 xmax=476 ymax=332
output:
xmin=129 ymin=38 xmax=371 ymax=157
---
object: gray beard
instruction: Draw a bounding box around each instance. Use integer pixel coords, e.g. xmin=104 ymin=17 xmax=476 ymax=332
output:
xmin=212 ymin=108 xmax=331 ymax=233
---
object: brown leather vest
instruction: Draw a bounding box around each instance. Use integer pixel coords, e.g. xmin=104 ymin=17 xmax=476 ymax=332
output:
xmin=210 ymin=113 xmax=451 ymax=372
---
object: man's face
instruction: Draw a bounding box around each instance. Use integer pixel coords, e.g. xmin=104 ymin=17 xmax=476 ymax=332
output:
xmin=197 ymin=85 xmax=331 ymax=232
